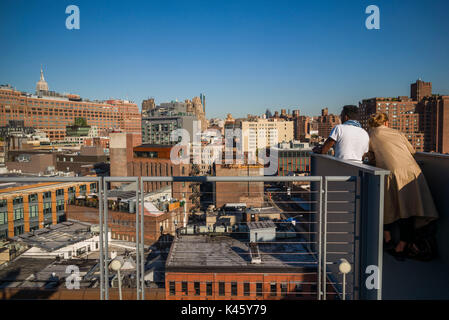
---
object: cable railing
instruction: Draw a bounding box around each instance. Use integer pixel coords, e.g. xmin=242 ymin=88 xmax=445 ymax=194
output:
xmin=0 ymin=170 xmax=388 ymax=300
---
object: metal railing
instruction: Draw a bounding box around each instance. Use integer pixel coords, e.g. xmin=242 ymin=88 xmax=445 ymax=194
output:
xmin=0 ymin=169 xmax=389 ymax=300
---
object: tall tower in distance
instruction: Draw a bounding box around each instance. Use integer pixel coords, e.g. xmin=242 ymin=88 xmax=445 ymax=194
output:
xmin=36 ymin=65 xmax=49 ymax=92
xmin=411 ymin=79 xmax=432 ymax=101
xmin=200 ymin=93 xmax=206 ymax=113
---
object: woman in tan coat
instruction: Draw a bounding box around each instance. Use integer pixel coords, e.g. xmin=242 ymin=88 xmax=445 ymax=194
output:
xmin=368 ymin=113 xmax=438 ymax=260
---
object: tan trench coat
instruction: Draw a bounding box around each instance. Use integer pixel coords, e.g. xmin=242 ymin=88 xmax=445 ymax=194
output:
xmin=369 ymin=126 xmax=438 ymax=227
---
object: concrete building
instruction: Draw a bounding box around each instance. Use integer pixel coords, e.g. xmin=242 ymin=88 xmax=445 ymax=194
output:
xmin=225 ymin=117 xmax=294 ymax=154
xmin=14 ymin=220 xmax=109 ymax=260
xmin=142 ymin=115 xmax=197 ymax=145
xmin=272 ymin=146 xmax=312 ymax=175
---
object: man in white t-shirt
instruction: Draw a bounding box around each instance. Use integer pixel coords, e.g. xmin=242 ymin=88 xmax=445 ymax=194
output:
xmin=313 ymin=105 xmax=369 ymax=162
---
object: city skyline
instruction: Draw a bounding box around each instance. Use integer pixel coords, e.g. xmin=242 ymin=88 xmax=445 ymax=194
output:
xmin=1 ymin=0 xmax=449 ymax=118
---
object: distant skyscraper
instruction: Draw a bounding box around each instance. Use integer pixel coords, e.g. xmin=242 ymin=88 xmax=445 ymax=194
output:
xmin=200 ymin=93 xmax=206 ymax=112
xmin=36 ymin=65 xmax=49 ymax=92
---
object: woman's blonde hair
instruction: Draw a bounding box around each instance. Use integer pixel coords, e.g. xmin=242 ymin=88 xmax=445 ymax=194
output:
xmin=368 ymin=112 xmax=388 ymax=128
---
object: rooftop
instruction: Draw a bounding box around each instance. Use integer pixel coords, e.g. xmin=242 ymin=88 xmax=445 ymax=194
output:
xmin=13 ymin=221 xmax=94 ymax=252
xmin=166 ymin=234 xmax=315 ymax=273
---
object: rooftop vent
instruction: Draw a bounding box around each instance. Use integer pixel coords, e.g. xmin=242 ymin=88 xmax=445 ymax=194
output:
xmin=249 ymin=243 xmax=261 ymax=264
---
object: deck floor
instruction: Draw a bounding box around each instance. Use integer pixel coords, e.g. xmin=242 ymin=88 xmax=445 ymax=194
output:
xmin=382 ymin=252 xmax=449 ymax=299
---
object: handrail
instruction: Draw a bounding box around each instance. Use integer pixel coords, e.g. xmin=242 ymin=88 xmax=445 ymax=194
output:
xmin=310 ymin=153 xmax=390 ymax=176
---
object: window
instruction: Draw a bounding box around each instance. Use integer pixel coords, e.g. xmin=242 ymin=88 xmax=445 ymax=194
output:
xmin=0 ymin=212 xmax=7 ymax=225
xmin=13 ymin=197 xmax=23 ymax=205
xmin=57 ymin=199 xmax=64 ymax=211
xmin=294 ymin=282 xmax=302 ymax=297
xmin=206 ymin=282 xmax=212 ymax=296
xmin=194 ymin=282 xmax=200 ymax=296
xmin=29 ymin=205 xmax=38 ymax=218
xmin=219 ymin=282 xmax=225 ymax=296
xmin=28 ymin=194 xmax=38 ymax=202
xmin=256 ymin=283 xmax=263 ymax=297
xmin=43 ymin=191 xmax=51 ymax=200
xmin=14 ymin=208 xmax=24 ymax=220
xmin=231 ymin=282 xmax=237 ymax=296
xmin=281 ymin=283 xmax=288 ymax=296
xmin=244 ymin=282 xmax=250 ymax=296
xmin=182 ymin=281 xmax=188 ymax=295
xmin=0 ymin=199 xmax=7 ymax=209
xmin=56 ymin=189 xmax=64 ymax=196
xmin=270 ymin=283 xmax=277 ymax=296
xmin=169 ymin=281 xmax=176 ymax=296
xmin=43 ymin=202 xmax=52 ymax=214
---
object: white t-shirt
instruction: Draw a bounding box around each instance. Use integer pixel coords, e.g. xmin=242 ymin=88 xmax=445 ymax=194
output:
xmin=329 ymin=124 xmax=369 ymax=162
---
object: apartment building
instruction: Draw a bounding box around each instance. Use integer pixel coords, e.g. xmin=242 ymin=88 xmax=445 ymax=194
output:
xmin=317 ymin=108 xmax=340 ymax=138
xmin=359 ymin=79 xmax=449 ymax=153
xmin=227 ymin=118 xmax=294 ymax=153
xmin=0 ymin=179 xmax=97 ymax=239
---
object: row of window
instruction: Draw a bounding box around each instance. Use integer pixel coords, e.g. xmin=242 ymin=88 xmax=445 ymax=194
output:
xmin=169 ymin=281 xmax=305 ymax=297
xmin=0 ymin=202 xmax=44 ymax=225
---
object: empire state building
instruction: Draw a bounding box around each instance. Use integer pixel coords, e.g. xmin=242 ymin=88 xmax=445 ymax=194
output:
xmin=36 ymin=66 xmax=49 ymax=92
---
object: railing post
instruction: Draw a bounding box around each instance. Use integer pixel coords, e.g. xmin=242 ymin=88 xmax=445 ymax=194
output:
xmin=103 ymin=178 xmax=109 ymax=300
xmin=359 ymin=172 xmax=386 ymax=300
xmin=140 ymin=177 xmax=145 ymax=300
xmin=322 ymin=177 xmax=328 ymax=300
xmin=135 ymin=178 xmax=140 ymax=300
xmin=317 ymin=177 xmax=323 ymax=300
xmin=98 ymin=178 xmax=104 ymax=300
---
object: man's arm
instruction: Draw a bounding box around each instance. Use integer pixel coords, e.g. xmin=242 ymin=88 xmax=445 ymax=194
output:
xmin=312 ymin=137 xmax=335 ymax=154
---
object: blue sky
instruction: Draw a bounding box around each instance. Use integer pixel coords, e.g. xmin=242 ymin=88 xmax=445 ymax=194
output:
xmin=1 ymin=0 xmax=449 ymax=118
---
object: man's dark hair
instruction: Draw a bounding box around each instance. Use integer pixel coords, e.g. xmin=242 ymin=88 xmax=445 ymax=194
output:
xmin=341 ymin=105 xmax=359 ymax=120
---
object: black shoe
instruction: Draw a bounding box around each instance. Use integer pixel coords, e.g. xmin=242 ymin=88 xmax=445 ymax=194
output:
xmin=384 ymin=240 xmax=395 ymax=251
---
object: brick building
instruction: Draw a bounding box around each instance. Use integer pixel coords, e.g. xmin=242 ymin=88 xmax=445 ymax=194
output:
xmin=0 ymin=180 xmax=96 ymax=240
xmin=66 ymin=202 xmax=184 ymax=245
xmin=109 ymin=132 xmax=192 ymax=209
xmin=165 ymin=234 xmax=323 ymax=300
xmin=359 ymin=96 xmax=424 ymax=151
xmin=293 ymin=115 xmax=311 ymax=141
xmin=359 ymin=79 xmax=449 ymax=153
xmin=317 ymin=108 xmax=340 ymax=138
xmin=417 ymin=95 xmax=449 ymax=154
xmin=213 ymin=164 xmax=264 ymax=208
xmin=0 ymin=69 xmax=141 ymax=143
